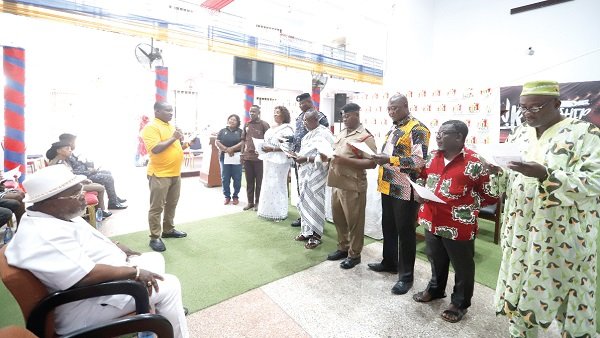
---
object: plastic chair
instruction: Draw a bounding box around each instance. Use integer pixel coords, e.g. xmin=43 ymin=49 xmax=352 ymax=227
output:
xmin=0 ymin=246 xmax=151 ymax=338
xmin=478 ymin=193 xmax=505 ymax=244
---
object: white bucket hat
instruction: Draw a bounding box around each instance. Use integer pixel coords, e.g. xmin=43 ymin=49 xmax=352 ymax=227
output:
xmin=23 ymin=165 xmax=87 ymax=203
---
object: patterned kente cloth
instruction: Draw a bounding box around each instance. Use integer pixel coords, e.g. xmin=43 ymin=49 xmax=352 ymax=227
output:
xmin=494 ymin=118 xmax=600 ymax=337
xmin=377 ymin=115 xmax=430 ymax=200
xmin=297 ymin=125 xmax=334 ymax=237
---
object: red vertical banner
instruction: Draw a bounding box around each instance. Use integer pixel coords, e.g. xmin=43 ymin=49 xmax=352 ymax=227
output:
xmin=155 ymin=66 xmax=168 ymax=103
xmin=312 ymin=85 xmax=321 ymax=111
xmin=243 ymin=85 xmax=254 ymax=124
xmin=3 ymin=46 xmax=26 ymax=183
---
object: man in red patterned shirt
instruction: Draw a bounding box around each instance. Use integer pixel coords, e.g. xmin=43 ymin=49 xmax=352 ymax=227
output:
xmin=412 ymin=120 xmax=497 ymax=323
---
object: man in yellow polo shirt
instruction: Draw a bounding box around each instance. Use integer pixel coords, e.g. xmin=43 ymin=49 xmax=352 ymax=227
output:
xmin=142 ymin=101 xmax=189 ymax=252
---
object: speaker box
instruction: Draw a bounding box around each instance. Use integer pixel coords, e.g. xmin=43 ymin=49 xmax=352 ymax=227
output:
xmin=334 ymin=93 xmax=348 ymax=122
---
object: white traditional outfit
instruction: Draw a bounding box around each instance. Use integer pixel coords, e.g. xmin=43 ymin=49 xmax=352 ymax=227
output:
xmin=297 ymin=125 xmax=334 ymax=238
xmin=257 ymin=123 xmax=293 ymax=221
xmin=494 ymin=118 xmax=600 ymax=337
xmin=5 ymin=211 xmax=189 ymax=338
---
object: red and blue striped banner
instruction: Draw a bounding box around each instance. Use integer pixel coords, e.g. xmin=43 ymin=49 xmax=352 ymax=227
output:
xmin=312 ymin=86 xmax=321 ymax=111
xmin=243 ymin=85 xmax=254 ymax=124
xmin=3 ymin=46 xmax=26 ymax=183
xmin=155 ymin=66 xmax=168 ymax=102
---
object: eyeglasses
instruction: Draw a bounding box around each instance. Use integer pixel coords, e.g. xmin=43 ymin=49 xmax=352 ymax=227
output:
xmin=436 ymin=131 xmax=459 ymax=137
xmin=517 ymin=99 xmax=554 ymax=114
xmin=55 ymin=188 xmax=84 ymax=200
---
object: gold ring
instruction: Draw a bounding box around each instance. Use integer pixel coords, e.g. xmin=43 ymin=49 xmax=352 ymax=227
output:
xmin=147 ymin=281 xmax=152 ymax=286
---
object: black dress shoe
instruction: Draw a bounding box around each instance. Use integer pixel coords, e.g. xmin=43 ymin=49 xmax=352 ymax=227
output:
xmin=367 ymin=262 xmax=398 ymax=273
xmin=149 ymin=238 xmax=166 ymax=252
xmin=391 ymin=280 xmax=413 ymax=295
xmin=108 ymin=202 xmax=128 ymax=210
xmin=291 ymin=218 xmax=301 ymax=227
xmin=340 ymin=256 xmax=361 ymax=269
xmin=327 ymin=250 xmax=348 ymax=261
xmin=101 ymin=210 xmax=113 ymax=219
xmin=162 ymin=229 xmax=187 ymax=238
xmin=117 ymin=197 xmax=127 ymax=203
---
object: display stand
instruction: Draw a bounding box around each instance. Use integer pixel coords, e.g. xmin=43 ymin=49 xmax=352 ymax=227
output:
xmin=199 ymin=136 xmax=222 ymax=187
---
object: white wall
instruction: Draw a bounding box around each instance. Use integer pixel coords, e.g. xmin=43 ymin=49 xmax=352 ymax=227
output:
xmin=387 ymin=0 xmax=600 ymax=88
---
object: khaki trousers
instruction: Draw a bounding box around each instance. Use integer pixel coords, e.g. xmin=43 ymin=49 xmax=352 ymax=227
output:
xmin=331 ymin=187 xmax=366 ymax=258
xmin=148 ymin=175 xmax=181 ymax=238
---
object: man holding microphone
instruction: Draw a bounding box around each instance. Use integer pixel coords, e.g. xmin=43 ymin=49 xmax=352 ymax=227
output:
xmin=141 ymin=101 xmax=189 ymax=252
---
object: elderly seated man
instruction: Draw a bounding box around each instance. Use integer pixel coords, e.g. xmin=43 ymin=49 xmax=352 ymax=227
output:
xmin=4 ymin=165 xmax=189 ymax=337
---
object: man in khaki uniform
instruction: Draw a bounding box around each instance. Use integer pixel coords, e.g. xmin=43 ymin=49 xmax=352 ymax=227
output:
xmin=326 ymin=103 xmax=377 ymax=269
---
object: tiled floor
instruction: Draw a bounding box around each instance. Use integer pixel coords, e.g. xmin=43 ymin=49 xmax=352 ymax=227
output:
xmin=101 ymin=166 xmax=563 ymax=338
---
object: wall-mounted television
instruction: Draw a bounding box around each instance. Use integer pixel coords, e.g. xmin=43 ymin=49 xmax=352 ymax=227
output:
xmin=233 ymin=56 xmax=274 ymax=88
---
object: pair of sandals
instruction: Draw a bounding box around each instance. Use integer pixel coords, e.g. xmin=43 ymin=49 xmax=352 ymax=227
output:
xmin=294 ymin=233 xmax=322 ymax=249
xmin=412 ymin=291 xmax=467 ymax=323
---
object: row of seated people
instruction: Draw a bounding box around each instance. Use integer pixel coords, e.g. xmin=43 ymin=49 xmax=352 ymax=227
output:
xmin=45 ymin=133 xmax=128 ymax=220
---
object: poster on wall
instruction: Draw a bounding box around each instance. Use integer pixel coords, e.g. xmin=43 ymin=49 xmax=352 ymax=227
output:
xmin=500 ymin=81 xmax=600 ymax=142
xmin=352 ymin=87 xmax=500 ymax=151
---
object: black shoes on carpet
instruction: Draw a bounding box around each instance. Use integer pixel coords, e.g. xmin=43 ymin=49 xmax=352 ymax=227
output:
xmin=101 ymin=210 xmax=113 ymax=219
xmin=291 ymin=218 xmax=301 ymax=227
xmin=150 ymin=229 xmax=188 ymax=251
xmin=149 ymin=238 xmax=166 ymax=252
xmin=162 ymin=229 xmax=187 ymax=238
xmin=367 ymin=262 xmax=398 ymax=274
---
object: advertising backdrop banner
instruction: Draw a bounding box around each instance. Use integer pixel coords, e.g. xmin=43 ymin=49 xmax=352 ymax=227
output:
xmin=500 ymin=81 xmax=600 ymax=142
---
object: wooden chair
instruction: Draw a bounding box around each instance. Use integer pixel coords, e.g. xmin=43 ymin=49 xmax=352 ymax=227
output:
xmin=478 ymin=194 xmax=505 ymax=244
xmin=0 ymin=246 xmax=151 ymax=338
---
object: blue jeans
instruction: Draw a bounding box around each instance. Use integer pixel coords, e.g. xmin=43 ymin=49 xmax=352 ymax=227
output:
xmin=220 ymin=160 xmax=242 ymax=199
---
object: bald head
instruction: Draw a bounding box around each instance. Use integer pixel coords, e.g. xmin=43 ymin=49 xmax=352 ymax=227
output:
xmin=303 ymin=110 xmax=320 ymax=131
xmin=387 ymin=93 xmax=409 ymax=123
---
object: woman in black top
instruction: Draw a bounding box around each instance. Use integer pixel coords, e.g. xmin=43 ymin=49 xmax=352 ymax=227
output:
xmin=215 ymin=114 xmax=244 ymax=205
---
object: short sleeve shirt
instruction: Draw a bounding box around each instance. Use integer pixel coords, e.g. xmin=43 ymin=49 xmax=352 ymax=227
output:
xmin=217 ymin=127 xmax=243 ymax=161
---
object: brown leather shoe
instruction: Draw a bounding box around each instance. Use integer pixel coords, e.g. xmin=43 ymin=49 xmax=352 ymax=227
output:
xmin=232 ymin=198 xmax=239 ymax=205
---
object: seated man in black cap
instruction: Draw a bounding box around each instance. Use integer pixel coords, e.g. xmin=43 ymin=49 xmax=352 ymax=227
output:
xmin=287 ymin=93 xmax=329 ymax=227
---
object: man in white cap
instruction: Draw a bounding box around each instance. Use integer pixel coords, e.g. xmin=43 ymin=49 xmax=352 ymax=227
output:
xmin=4 ymin=165 xmax=189 ymax=338
xmin=493 ymin=80 xmax=600 ymax=337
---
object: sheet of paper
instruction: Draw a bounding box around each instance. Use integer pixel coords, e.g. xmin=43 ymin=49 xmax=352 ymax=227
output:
xmin=252 ymin=137 xmax=266 ymax=156
xmin=349 ymin=141 xmax=375 ymax=157
xmin=316 ymin=143 xmax=334 ymax=159
xmin=223 ymin=152 xmax=241 ymax=165
xmin=409 ymin=180 xmax=446 ymax=204
xmin=472 ymin=143 xmax=524 ymax=169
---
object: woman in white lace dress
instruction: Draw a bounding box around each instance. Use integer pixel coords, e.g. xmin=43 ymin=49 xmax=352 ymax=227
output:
xmin=257 ymin=106 xmax=293 ymax=221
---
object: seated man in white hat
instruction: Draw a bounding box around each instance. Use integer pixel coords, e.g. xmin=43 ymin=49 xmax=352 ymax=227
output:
xmin=4 ymin=165 xmax=189 ymax=338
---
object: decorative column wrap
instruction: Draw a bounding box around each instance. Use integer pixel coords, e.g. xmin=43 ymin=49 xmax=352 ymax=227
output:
xmin=243 ymin=85 xmax=254 ymax=124
xmin=155 ymin=66 xmax=168 ymax=103
xmin=311 ymin=85 xmax=321 ymax=111
xmin=3 ymin=46 xmax=26 ymax=183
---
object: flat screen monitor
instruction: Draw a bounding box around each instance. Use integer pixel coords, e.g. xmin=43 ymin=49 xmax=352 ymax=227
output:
xmin=233 ymin=56 xmax=274 ymax=88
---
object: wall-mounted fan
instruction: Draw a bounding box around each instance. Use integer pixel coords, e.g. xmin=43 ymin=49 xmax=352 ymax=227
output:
xmin=311 ymin=71 xmax=328 ymax=90
xmin=135 ymin=38 xmax=164 ymax=69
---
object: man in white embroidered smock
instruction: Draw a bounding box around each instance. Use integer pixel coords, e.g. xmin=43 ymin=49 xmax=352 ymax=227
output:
xmin=4 ymin=165 xmax=189 ymax=338
xmin=492 ymin=80 xmax=600 ymax=338
xmin=291 ymin=110 xmax=334 ymax=250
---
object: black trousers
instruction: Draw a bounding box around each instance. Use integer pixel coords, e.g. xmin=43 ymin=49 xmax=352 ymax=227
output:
xmin=381 ymin=193 xmax=419 ymax=283
xmin=243 ymin=160 xmax=263 ymax=205
xmin=0 ymin=199 xmax=21 ymax=226
xmin=425 ymin=230 xmax=475 ymax=309
xmin=88 ymin=170 xmax=119 ymax=203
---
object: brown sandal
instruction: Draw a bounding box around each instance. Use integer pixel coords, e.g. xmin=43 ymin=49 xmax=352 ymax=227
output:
xmin=304 ymin=237 xmax=321 ymax=249
xmin=295 ymin=234 xmax=311 ymax=241
xmin=441 ymin=307 xmax=467 ymax=323
xmin=412 ymin=290 xmax=446 ymax=303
